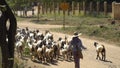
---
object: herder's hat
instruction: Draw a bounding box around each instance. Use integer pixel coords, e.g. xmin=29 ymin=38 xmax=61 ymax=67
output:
xmin=73 ymin=32 xmax=82 ymax=37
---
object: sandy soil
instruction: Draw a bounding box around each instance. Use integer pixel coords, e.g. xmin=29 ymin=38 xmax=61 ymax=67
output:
xmin=17 ymin=20 xmax=120 ymax=68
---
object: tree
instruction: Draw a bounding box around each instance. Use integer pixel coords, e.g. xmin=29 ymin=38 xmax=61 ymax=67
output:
xmin=0 ymin=0 xmax=17 ymax=68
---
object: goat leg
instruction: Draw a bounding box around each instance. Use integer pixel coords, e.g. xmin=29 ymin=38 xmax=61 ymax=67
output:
xmin=96 ymin=52 xmax=99 ymax=60
xmin=103 ymin=52 xmax=106 ymax=61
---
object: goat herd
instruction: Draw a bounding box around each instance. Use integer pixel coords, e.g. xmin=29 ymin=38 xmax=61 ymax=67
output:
xmin=15 ymin=27 xmax=106 ymax=64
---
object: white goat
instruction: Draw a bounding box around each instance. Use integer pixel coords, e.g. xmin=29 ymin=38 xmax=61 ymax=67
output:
xmin=94 ymin=42 xmax=106 ymax=61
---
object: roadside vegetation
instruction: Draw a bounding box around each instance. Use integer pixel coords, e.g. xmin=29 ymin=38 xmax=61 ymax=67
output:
xmin=1 ymin=13 xmax=119 ymax=68
xmin=21 ymin=13 xmax=120 ymax=46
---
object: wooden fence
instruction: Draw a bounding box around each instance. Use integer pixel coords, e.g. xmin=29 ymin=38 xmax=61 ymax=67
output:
xmin=18 ymin=1 xmax=114 ymax=17
xmin=112 ymin=2 xmax=120 ymax=19
xmin=36 ymin=1 xmax=111 ymax=16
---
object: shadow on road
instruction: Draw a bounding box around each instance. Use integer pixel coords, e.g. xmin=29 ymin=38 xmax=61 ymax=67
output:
xmin=103 ymin=60 xmax=112 ymax=63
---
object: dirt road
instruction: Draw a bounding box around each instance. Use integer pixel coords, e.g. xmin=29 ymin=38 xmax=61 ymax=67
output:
xmin=17 ymin=20 xmax=120 ymax=68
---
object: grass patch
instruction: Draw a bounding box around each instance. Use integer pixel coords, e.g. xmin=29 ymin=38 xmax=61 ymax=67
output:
xmin=17 ymin=12 xmax=120 ymax=46
xmin=51 ymin=23 xmax=120 ymax=46
xmin=16 ymin=16 xmax=27 ymax=21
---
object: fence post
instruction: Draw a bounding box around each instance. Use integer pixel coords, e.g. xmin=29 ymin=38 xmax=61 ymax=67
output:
xmin=112 ymin=2 xmax=116 ymax=19
xmin=51 ymin=2 xmax=54 ymax=14
xmin=90 ymin=2 xmax=93 ymax=15
xmin=44 ymin=2 xmax=47 ymax=14
xmin=79 ymin=2 xmax=81 ymax=14
xmin=53 ymin=2 xmax=55 ymax=14
xmin=58 ymin=2 xmax=61 ymax=15
xmin=97 ymin=1 xmax=100 ymax=15
xmin=67 ymin=3 xmax=71 ymax=16
xmin=38 ymin=3 xmax=41 ymax=14
xmin=37 ymin=3 xmax=40 ymax=20
xmin=57 ymin=2 xmax=59 ymax=15
xmin=83 ymin=1 xmax=86 ymax=15
xmin=72 ymin=1 xmax=75 ymax=15
xmin=104 ymin=1 xmax=107 ymax=16
xmin=53 ymin=1 xmax=56 ymax=20
xmin=77 ymin=2 xmax=80 ymax=15
xmin=42 ymin=2 xmax=44 ymax=15
xmin=49 ymin=2 xmax=52 ymax=14
xmin=46 ymin=2 xmax=49 ymax=14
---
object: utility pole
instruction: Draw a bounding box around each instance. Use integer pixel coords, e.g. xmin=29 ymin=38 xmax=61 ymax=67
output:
xmin=60 ymin=0 xmax=69 ymax=30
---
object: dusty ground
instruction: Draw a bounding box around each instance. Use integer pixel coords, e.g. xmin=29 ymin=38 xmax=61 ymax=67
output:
xmin=17 ymin=20 xmax=120 ymax=68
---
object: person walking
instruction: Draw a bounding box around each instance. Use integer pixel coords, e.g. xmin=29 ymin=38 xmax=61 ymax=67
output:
xmin=69 ymin=32 xmax=87 ymax=68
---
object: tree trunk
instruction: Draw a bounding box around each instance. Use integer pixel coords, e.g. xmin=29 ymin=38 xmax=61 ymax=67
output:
xmin=0 ymin=0 xmax=17 ymax=68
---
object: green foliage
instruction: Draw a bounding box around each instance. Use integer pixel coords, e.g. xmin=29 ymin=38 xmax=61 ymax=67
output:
xmin=23 ymin=47 xmax=30 ymax=56
xmin=6 ymin=0 xmax=120 ymax=11
xmin=45 ymin=15 xmax=120 ymax=46
xmin=6 ymin=0 xmax=33 ymax=10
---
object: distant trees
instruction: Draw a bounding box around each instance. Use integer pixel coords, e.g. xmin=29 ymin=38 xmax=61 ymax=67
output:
xmin=6 ymin=0 xmax=35 ymax=11
xmin=6 ymin=0 xmax=120 ymax=11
